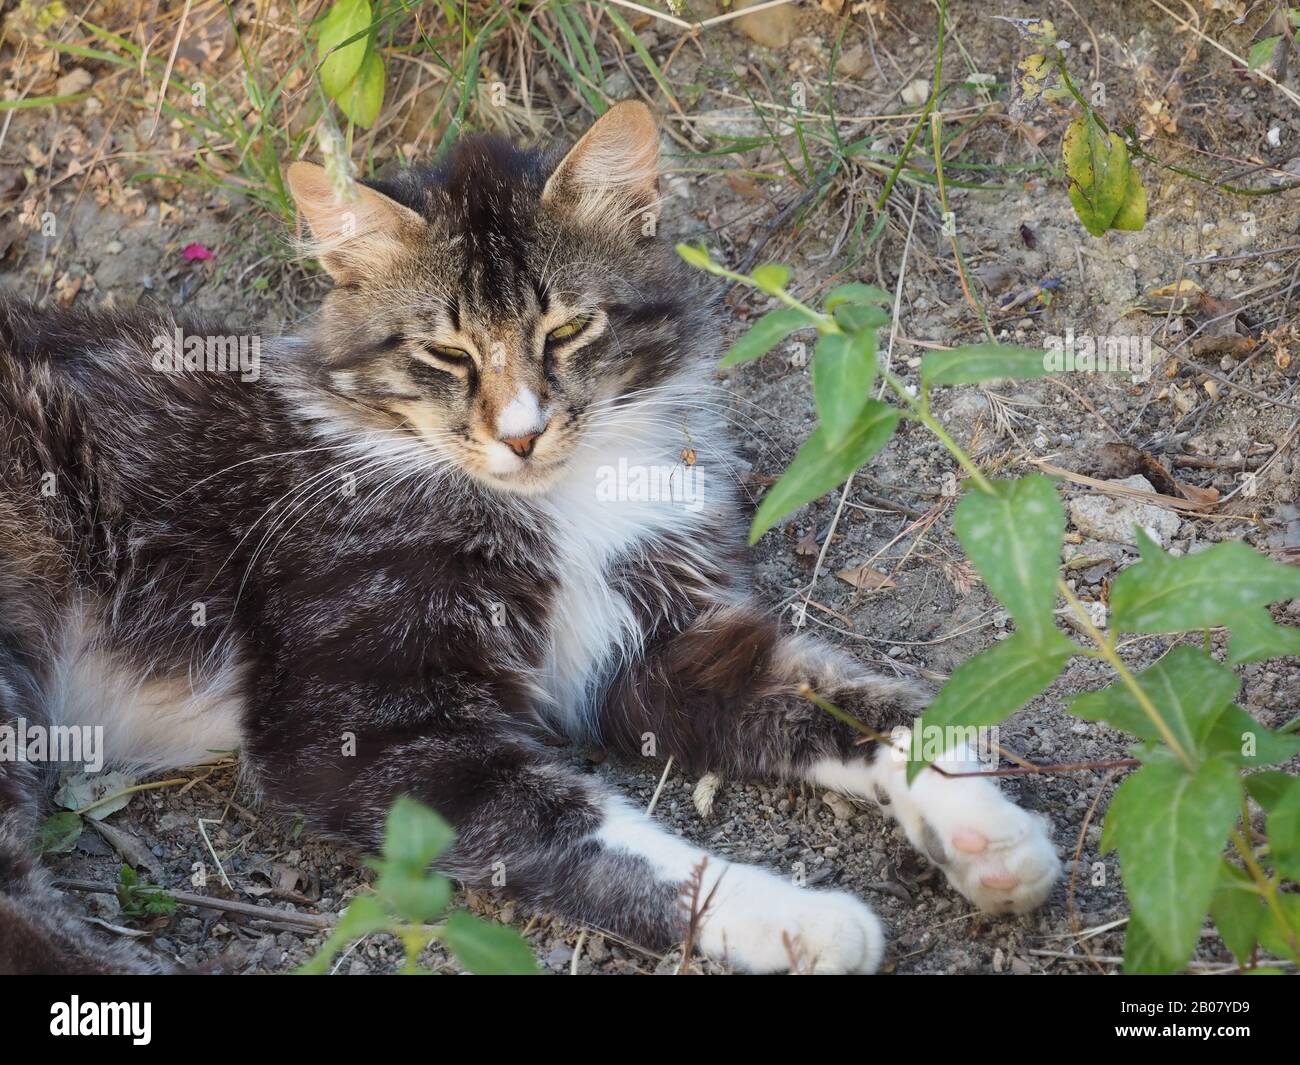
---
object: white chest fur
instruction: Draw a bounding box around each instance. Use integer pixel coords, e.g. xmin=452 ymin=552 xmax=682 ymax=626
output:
xmin=533 ymin=392 xmax=720 ymax=737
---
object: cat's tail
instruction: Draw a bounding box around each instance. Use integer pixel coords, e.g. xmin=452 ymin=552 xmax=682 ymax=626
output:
xmin=0 ymin=648 xmax=162 ymax=975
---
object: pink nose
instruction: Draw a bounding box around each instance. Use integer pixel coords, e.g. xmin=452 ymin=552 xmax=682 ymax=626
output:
xmin=500 ymin=431 xmax=542 ymax=458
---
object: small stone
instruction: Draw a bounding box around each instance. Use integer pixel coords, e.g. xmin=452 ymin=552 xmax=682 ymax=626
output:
xmin=834 ymin=44 xmax=867 ymax=79
xmin=901 ymin=79 xmax=930 ymax=106
xmin=993 ymin=947 xmax=1005 ymax=972
xmin=55 ymin=67 xmax=92 ymax=97
xmin=822 ymin=791 xmax=854 ymax=821
xmin=732 ymin=0 xmax=795 ymax=48
xmin=1068 ymin=475 xmax=1182 ymax=546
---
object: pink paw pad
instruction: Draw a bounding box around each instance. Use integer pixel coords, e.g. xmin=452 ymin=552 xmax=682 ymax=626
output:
xmin=980 ymin=870 xmax=1019 ymax=890
xmin=952 ymin=828 xmax=988 ymax=854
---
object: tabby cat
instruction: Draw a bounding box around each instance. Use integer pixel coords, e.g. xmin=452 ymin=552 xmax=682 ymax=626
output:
xmin=0 ymin=102 xmax=1058 ymax=974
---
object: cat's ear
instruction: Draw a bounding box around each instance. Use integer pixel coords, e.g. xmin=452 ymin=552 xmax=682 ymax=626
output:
xmin=286 ymin=161 xmax=425 ymax=284
xmin=542 ymin=101 xmax=660 ymax=235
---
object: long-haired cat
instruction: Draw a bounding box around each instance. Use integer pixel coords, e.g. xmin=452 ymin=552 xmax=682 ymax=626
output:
xmin=0 ymin=102 xmax=1058 ymax=974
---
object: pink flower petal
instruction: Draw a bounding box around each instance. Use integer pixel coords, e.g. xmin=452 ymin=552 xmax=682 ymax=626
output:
xmin=181 ymin=242 xmax=214 ymax=262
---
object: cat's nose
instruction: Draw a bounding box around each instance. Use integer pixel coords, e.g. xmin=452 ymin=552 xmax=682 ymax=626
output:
xmin=495 ymin=387 xmax=549 ymax=459
xmin=500 ymin=429 xmax=543 ymax=458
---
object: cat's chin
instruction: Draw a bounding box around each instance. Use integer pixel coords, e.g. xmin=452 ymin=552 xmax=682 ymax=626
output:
xmin=473 ymin=462 xmax=567 ymax=497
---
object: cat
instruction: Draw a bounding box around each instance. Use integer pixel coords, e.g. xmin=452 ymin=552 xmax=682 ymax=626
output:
xmin=0 ymin=101 xmax=1059 ymax=974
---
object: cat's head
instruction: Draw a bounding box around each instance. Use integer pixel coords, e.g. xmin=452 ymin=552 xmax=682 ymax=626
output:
xmin=287 ymin=102 xmax=712 ymax=496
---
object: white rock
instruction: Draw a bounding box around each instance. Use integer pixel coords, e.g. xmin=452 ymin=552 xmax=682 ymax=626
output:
xmin=1068 ymin=474 xmax=1182 ymax=546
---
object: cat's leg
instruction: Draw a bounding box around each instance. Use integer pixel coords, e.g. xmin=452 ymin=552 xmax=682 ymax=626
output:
xmin=602 ymin=603 xmax=1060 ymax=916
xmin=245 ymin=674 xmax=884 ymax=973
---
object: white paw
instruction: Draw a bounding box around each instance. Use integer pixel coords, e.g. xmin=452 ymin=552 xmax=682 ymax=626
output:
xmin=890 ymin=765 xmax=1060 ymax=915
xmin=697 ymin=863 xmax=884 ymax=973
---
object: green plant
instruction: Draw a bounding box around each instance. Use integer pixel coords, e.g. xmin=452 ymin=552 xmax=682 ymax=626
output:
xmin=117 ymin=864 xmax=179 ymax=919
xmin=680 ymin=245 xmax=1300 ymax=974
xmin=298 ymin=796 xmax=540 ymax=975
xmin=315 ymin=0 xmax=387 ymax=129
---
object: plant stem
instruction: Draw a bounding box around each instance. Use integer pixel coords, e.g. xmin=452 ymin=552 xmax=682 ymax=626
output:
xmin=928 ymin=111 xmax=994 ymax=341
xmin=1231 ymin=827 xmax=1300 ymax=962
xmin=1056 ymin=580 xmax=1196 ymax=771
xmin=74 ymin=777 xmax=192 ymax=817
xmin=869 ymin=0 xmax=947 ymax=222
xmin=879 ymin=368 xmax=996 ymax=493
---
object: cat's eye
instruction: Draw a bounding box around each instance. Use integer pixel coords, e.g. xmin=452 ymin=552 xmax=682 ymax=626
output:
xmin=425 ymin=343 xmax=470 ymax=364
xmin=547 ymin=315 xmax=591 ymax=344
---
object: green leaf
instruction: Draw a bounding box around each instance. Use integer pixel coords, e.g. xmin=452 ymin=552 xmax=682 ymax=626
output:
xmin=718 ymin=307 xmax=811 ymax=368
xmin=1248 ymin=34 xmax=1283 ymax=71
xmin=831 ymin=303 xmax=889 ymax=333
xmin=335 ymin=45 xmax=385 ymax=128
xmin=1110 ymin=534 xmax=1300 ymax=634
xmin=1227 ymin=606 xmax=1300 ymax=664
xmin=824 ymin=283 xmax=892 ymax=310
xmin=1197 ymin=705 xmax=1300 ymax=767
xmin=1111 ymin=164 xmax=1147 ymax=232
xmin=1123 ymin=913 xmax=1183 ymax=974
xmin=1071 ymin=646 xmax=1237 ymax=758
xmin=675 ymin=242 xmax=714 ymax=270
xmin=38 ymin=811 xmax=83 ymax=855
xmin=1246 ymin=770 xmax=1295 ymax=812
xmin=1062 ymin=112 xmax=1134 ymax=237
xmin=317 ymin=0 xmax=372 ymax=99
xmin=440 ymin=911 xmax=540 ymax=974
xmin=920 ymin=343 xmax=1049 ymax=388
xmin=1267 ymin=776 xmax=1300 ymax=881
xmin=1211 ymin=863 xmax=1267 ymax=965
xmin=907 ymin=628 xmax=1075 ymax=782
xmin=375 ymin=867 xmax=454 ymax=924
xmin=812 ymin=330 xmax=878 ymax=446
xmin=749 ymin=402 xmax=899 ymax=543
xmin=383 ymin=796 xmax=454 ymax=872
xmin=954 ymin=476 xmax=1063 ymax=642
xmin=297 ymin=894 xmax=392 ymax=974
xmin=1257 ymin=893 xmax=1300 ymax=958
xmin=1106 ymin=756 xmax=1242 ymax=964
xmin=750 ymin=263 xmax=791 ymax=294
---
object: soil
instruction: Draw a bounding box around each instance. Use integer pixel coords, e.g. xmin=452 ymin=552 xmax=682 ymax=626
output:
xmin=2 ymin=0 xmax=1299 ymax=974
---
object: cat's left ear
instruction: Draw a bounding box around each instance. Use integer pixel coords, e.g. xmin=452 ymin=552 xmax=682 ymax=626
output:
xmin=286 ymin=161 xmax=425 ymax=284
xmin=542 ymin=100 xmax=660 ymax=236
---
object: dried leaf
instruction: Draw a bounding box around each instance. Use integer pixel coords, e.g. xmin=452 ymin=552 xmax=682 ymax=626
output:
xmin=836 ymin=564 xmax=897 ymax=591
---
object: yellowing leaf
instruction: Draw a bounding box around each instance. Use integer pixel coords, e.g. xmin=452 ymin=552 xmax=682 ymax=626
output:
xmin=1063 ymin=112 xmax=1146 ymax=237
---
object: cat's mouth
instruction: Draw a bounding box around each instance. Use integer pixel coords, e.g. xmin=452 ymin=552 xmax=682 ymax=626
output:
xmin=461 ymin=437 xmax=574 ymax=496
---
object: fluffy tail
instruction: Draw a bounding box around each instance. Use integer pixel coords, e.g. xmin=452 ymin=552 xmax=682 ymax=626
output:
xmin=0 ymin=650 xmax=161 ymax=974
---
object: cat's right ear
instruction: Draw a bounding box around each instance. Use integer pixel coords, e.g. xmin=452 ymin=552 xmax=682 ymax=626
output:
xmin=286 ymin=161 xmax=424 ymax=284
xmin=542 ymin=100 xmax=661 ymax=237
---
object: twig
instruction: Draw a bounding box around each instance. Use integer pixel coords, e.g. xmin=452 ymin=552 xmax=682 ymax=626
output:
xmin=54 ymin=878 xmax=337 ymax=930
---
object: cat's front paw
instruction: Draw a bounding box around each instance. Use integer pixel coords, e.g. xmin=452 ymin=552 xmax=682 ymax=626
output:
xmin=914 ymin=776 xmax=1060 ymax=914
xmin=697 ymin=863 xmax=884 ymax=973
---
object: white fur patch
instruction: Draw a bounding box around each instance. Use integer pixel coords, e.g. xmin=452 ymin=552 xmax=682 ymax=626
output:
xmin=596 ymin=797 xmax=883 ymax=973
xmin=46 ymin=602 xmax=246 ymax=774
xmin=496 ymin=387 xmax=546 ymax=438
xmin=531 ymin=375 xmax=722 ymax=734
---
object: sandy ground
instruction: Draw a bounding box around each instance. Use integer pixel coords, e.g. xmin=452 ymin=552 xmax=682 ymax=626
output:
xmin=3 ymin=0 xmax=1300 ymax=973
